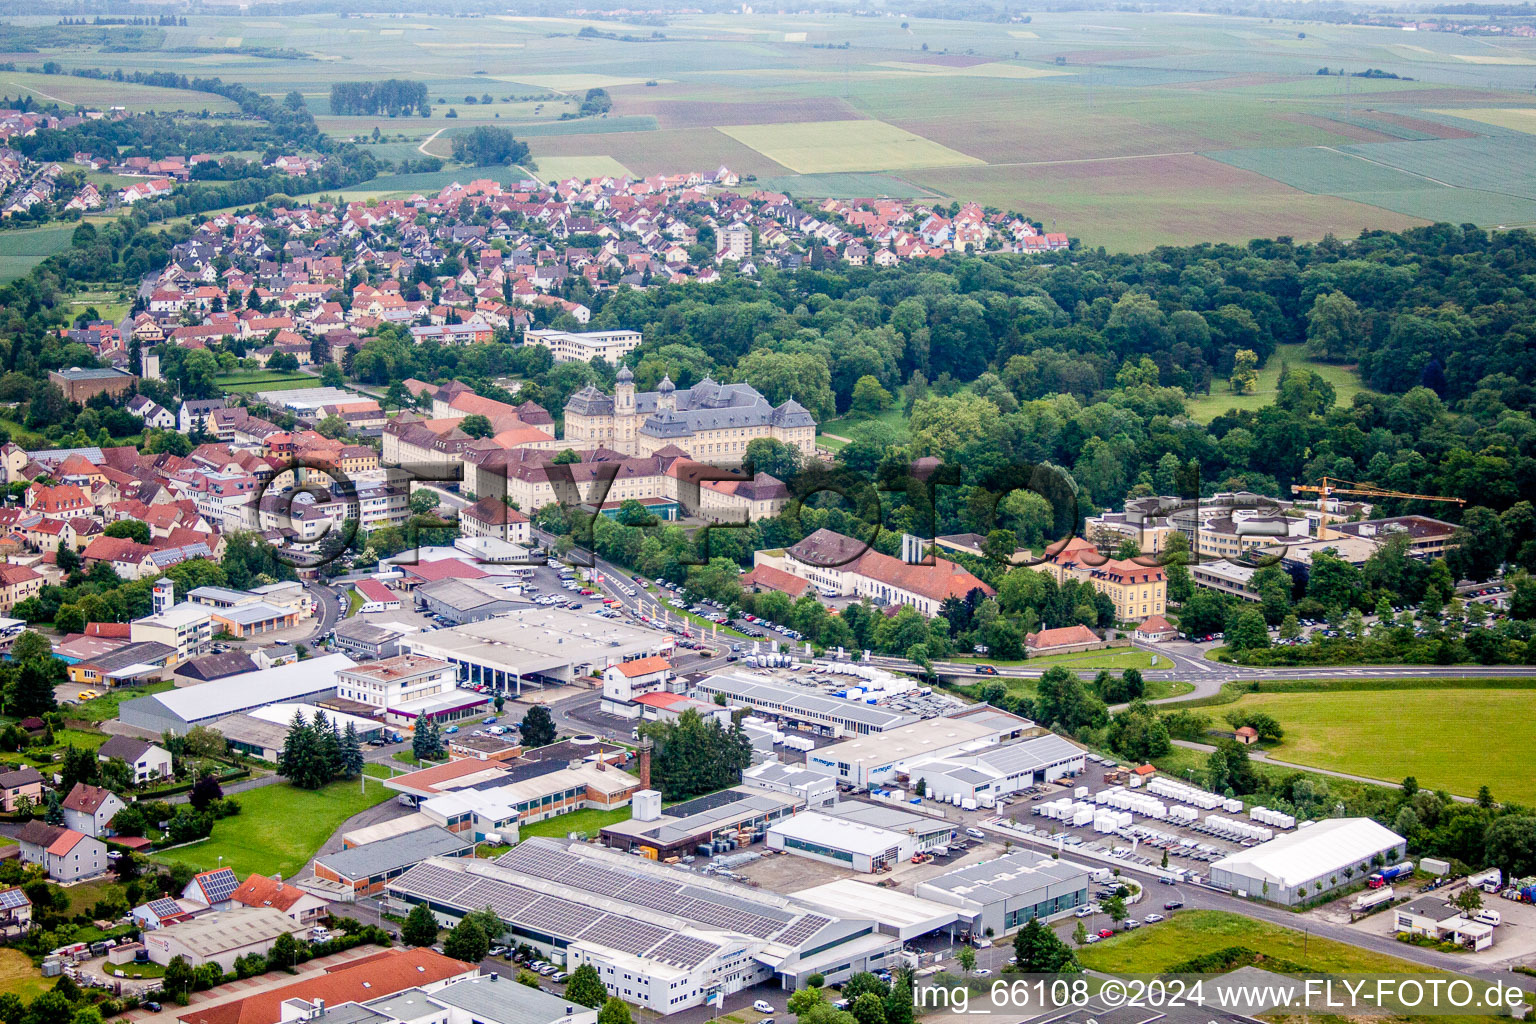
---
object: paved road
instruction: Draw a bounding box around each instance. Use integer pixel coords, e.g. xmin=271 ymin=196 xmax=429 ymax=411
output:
xmin=965 ymin=819 xmax=1536 ymax=992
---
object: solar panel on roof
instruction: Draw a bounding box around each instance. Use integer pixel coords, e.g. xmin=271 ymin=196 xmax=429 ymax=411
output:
xmin=197 ymin=867 xmax=239 ymax=904
xmin=146 ymin=897 xmax=183 ymax=919
xmin=519 ymin=895 xmax=603 ymax=936
xmin=647 ymin=934 xmax=718 ymax=968
xmin=0 ymin=890 xmax=25 ymax=911
xmin=775 ymin=914 xmax=832 ymax=946
xmin=578 ymin=914 xmax=672 ymax=956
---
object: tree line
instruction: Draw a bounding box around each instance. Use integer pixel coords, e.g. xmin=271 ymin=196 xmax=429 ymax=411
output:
xmin=329 ymin=79 xmax=430 ymax=117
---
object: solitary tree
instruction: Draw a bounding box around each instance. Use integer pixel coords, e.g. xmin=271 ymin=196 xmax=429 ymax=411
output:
xmin=565 ymin=963 xmax=608 ymax=1008
xmin=520 ymin=705 xmax=556 ymax=747
xmin=402 ymin=904 xmax=440 ymax=947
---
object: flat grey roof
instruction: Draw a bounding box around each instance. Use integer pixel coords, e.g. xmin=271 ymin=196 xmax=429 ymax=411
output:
xmin=426 ymin=975 xmax=588 ymax=1024
xmin=922 ymin=850 xmax=1090 ymax=905
xmin=316 ymin=826 xmax=471 ymax=881
xmin=696 ymin=674 xmax=917 ymax=731
xmin=972 ymin=734 xmax=1086 ymax=776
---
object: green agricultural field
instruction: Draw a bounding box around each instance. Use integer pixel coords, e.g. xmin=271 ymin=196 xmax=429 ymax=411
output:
xmin=0 ymin=224 xmax=77 ymax=282
xmin=535 ymin=154 xmax=635 ymax=182
xmin=0 ymin=949 xmax=50 ymax=1003
xmin=0 ymin=71 xmax=239 ymax=113
xmin=26 ymin=8 xmax=1536 ymax=249
xmin=1216 ymin=687 xmax=1536 ymax=804
xmin=153 ymin=776 xmax=396 ymax=878
xmin=718 ymin=120 xmax=984 ymax=174
xmin=1184 ymin=344 xmax=1364 ymax=422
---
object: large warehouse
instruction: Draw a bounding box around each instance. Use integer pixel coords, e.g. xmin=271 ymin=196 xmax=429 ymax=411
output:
xmin=692 ymin=675 xmax=917 ymax=735
xmin=767 ymin=802 xmax=955 ymax=873
xmin=918 ymin=734 xmax=1088 ymax=802
xmin=915 ymin=850 xmax=1092 ymax=937
xmin=402 ymin=609 xmax=670 ymax=693
xmin=1209 ymin=817 xmax=1406 ymax=906
xmin=118 ymin=654 xmax=354 ymax=734
xmin=801 ymin=709 xmax=1035 ymax=790
xmin=386 ymin=837 xmax=901 ymax=1013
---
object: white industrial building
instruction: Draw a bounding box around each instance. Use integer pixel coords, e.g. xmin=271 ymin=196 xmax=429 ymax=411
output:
xmin=692 ymin=675 xmax=917 ymax=735
xmin=803 ymin=707 xmax=1034 ymax=790
xmin=118 ymin=654 xmax=354 ymax=734
xmin=1209 ymin=817 xmax=1406 ymax=906
xmin=791 ymin=879 xmax=961 ymax=942
xmin=402 ymin=609 xmax=671 ymax=694
xmin=767 ymin=801 xmax=955 ymax=873
xmin=741 ymin=762 xmax=836 ymax=807
xmin=386 ymin=837 xmax=902 ymax=1013
xmin=917 ymin=734 xmax=1087 ymax=803
xmin=915 ymin=850 xmax=1092 ymax=937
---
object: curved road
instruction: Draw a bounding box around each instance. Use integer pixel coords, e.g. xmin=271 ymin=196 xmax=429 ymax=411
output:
xmin=542 ymin=532 xmax=1536 ymax=703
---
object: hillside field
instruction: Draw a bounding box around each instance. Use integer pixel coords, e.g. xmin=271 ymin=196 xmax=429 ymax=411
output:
xmin=22 ymin=10 xmax=1536 ymax=248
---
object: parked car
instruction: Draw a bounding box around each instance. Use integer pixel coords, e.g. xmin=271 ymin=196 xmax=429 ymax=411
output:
xmin=754 ymin=1002 xmax=776 ymax=1014
xmin=965 ymin=827 xmax=987 ymax=839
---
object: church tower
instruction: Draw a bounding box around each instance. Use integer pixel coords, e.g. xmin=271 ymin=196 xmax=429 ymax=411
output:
xmin=615 ymin=364 xmax=636 ymax=450
xmin=656 ymin=374 xmax=677 ymax=413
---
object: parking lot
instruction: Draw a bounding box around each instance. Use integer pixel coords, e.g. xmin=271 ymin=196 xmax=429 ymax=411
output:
xmin=994 ymin=754 xmax=1266 ymax=880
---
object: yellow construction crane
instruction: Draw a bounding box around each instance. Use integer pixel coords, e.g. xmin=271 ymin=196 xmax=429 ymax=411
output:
xmin=1290 ymin=476 xmax=1466 ymax=507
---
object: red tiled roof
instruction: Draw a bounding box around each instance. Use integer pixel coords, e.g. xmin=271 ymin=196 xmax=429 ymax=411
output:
xmin=231 ymin=873 xmax=313 ymax=913
xmin=177 ymin=948 xmax=472 ymax=1024
xmin=740 ymin=564 xmax=811 ymax=598
xmin=1025 ymin=624 xmax=1099 ymax=650
xmin=615 ymin=656 xmax=670 ymax=678
xmin=353 ymin=579 xmax=397 ymax=604
xmin=401 ymin=559 xmax=488 ymax=583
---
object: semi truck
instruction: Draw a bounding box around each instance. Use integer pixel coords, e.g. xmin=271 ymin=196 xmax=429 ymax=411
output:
xmin=1368 ymin=862 xmax=1414 ymax=888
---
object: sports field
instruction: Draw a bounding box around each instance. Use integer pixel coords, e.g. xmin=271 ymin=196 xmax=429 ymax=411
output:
xmin=1222 ymin=686 xmax=1535 ymax=805
xmin=27 ymin=9 xmax=1536 ymax=248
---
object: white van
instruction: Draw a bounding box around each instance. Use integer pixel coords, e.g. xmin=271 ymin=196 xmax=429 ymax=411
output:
xmin=1474 ymin=909 xmax=1501 ymax=927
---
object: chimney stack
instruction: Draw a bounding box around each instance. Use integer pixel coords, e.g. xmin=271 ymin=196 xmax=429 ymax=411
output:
xmin=637 ymin=736 xmax=653 ymax=790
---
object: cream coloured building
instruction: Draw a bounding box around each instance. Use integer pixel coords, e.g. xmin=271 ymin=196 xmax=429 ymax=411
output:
xmin=564 ymin=368 xmax=816 ymax=464
xmin=1037 ymin=537 xmax=1167 ymax=622
xmin=523 ymin=328 xmax=642 ymax=365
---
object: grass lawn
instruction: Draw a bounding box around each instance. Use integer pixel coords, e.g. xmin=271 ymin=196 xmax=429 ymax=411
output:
xmin=517 ymin=806 xmax=633 ymax=840
xmin=152 ymin=776 xmax=395 ymax=877
xmin=71 ymin=681 xmax=176 ymax=723
xmin=951 ymin=674 xmax=1191 ymax=705
xmin=61 ymin=876 xmax=122 ymax=918
xmin=215 ymin=371 xmax=317 ymax=394
xmin=0 ymin=948 xmax=50 ymax=1003
xmin=346 ymin=588 xmax=363 ymax=618
xmin=1184 ymin=344 xmax=1364 ymax=423
xmin=1079 ymin=909 xmax=1473 ymax=976
xmin=1219 ymin=687 xmax=1536 ymax=804
xmin=953 ymin=648 xmax=1167 ymax=671
xmin=821 ymin=403 xmax=909 ymax=440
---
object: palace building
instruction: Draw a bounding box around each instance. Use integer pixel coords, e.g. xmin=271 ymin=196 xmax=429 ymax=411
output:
xmin=563 ymin=368 xmax=816 ymax=464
